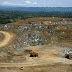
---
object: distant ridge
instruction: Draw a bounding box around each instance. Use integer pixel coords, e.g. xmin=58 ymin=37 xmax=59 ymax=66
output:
xmin=0 ymin=5 xmax=72 ymax=12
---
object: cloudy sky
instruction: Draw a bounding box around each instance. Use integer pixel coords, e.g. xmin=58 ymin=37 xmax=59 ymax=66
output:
xmin=0 ymin=0 xmax=72 ymax=7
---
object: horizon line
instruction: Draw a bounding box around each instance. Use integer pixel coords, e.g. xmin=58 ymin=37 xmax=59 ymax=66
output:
xmin=0 ymin=5 xmax=72 ymax=8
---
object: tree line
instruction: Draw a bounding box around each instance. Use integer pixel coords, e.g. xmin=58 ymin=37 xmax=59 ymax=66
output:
xmin=0 ymin=10 xmax=72 ymax=24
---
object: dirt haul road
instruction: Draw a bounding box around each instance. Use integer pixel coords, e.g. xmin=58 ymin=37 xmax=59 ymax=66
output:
xmin=0 ymin=45 xmax=72 ymax=67
xmin=0 ymin=31 xmax=15 ymax=48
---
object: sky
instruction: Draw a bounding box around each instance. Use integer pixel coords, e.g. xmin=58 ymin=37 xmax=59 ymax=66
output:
xmin=0 ymin=0 xmax=72 ymax=7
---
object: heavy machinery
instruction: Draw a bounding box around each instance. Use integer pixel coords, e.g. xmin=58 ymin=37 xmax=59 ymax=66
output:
xmin=65 ymin=50 xmax=72 ymax=59
xmin=19 ymin=67 xmax=24 ymax=70
xmin=29 ymin=52 xmax=38 ymax=57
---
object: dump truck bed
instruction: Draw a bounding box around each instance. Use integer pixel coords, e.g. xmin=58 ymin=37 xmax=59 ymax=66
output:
xmin=29 ymin=52 xmax=38 ymax=55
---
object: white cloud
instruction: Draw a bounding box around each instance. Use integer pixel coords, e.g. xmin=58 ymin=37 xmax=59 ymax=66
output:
xmin=25 ymin=1 xmax=31 ymax=4
xmin=1 ymin=1 xmax=38 ymax=7
xmin=2 ymin=1 xmax=25 ymax=6
xmin=25 ymin=1 xmax=38 ymax=5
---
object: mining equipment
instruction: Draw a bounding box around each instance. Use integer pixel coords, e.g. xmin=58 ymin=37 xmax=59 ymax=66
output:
xmin=65 ymin=50 xmax=72 ymax=59
xmin=29 ymin=52 xmax=38 ymax=57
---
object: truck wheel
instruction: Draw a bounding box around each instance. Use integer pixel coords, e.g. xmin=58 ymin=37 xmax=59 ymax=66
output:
xmin=30 ymin=54 xmax=33 ymax=57
xmin=35 ymin=55 xmax=36 ymax=57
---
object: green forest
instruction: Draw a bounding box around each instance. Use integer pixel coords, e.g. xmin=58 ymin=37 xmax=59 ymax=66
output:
xmin=0 ymin=10 xmax=72 ymax=24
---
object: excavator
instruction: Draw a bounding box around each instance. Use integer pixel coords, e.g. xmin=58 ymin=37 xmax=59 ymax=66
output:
xmin=65 ymin=50 xmax=72 ymax=59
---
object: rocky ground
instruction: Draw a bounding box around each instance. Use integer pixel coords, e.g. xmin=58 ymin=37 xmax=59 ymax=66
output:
xmin=0 ymin=64 xmax=72 ymax=72
xmin=0 ymin=17 xmax=72 ymax=72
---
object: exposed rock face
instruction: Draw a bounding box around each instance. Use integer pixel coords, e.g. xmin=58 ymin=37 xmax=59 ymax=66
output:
xmin=0 ymin=18 xmax=72 ymax=48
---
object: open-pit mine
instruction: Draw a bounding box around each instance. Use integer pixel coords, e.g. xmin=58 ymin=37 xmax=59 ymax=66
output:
xmin=0 ymin=17 xmax=72 ymax=72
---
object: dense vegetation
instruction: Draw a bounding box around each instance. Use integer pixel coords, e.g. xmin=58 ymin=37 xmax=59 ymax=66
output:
xmin=0 ymin=9 xmax=72 ymax=24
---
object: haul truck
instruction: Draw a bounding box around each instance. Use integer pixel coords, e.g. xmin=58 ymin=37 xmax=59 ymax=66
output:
xmin=29 ymin=52 xmax=38 ymax=57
